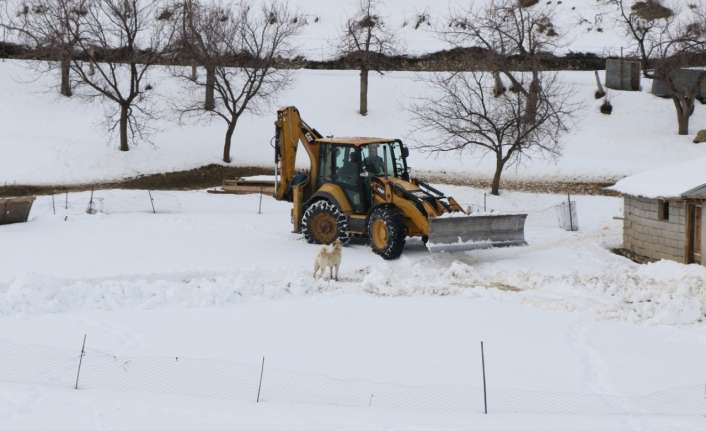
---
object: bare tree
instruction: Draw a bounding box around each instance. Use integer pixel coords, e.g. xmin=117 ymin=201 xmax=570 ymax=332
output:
xmin=412 ymin=72 xmax=575 ymax=195
xmin=69 ymin=0 xmax=172 ymax=151
xmin=339 ymin=0 xmax=396 ymax=116
xmin=1 ymin=0 xmax=86 ymax=97
xmin=162 ymin=0 xmax=211 ymax=106
xmin=176 ymin=1 xmax=302 ymax=163
xmin=442 ymin=0 xmax=563 ymax=124
xmin=610 ymin=0 xmax=706 ymax=135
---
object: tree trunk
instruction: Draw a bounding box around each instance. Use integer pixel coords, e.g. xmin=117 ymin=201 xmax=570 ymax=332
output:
xmin=674 ymin=97 xmax=690 ymax=135
xmin=492 ymin=71 xmax=506 ymax=97
xmin=205 ymin=64 xmax=216 ymax=111
xmin=594 ymin=70 xmax=605 ymax=97
xmin=88 ymin=48 xmax=96 ymax=76
xmin=491 ymin=159 xmax=503 ymax=196
xmin=359 ymin=67 xmax=369 ymax=116
xmin=60 ymin=55 xmax=72 ymax=97
xmin=119 ymin=104 xmax=130 ymax=152
xmin=524 ymin=75 xmax=541 ymax=124
xmin=223 ymin=121 xmax=235 ymax=163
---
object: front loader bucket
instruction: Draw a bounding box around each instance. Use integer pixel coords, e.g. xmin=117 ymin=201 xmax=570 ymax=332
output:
xmin=426 ymin=214 xmax=528 ymax=253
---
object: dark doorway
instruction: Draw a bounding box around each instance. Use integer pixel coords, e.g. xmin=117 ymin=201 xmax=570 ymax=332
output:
xmin=687 ymin=204 xmax=702 ymax=264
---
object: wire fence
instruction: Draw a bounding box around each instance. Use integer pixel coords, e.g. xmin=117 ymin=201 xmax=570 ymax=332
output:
xmin=47 ymin=190 xmax=185 ymax=216
xmin=0 ymin=337 xmax=703 ymax=416
xmin=462 ymin=193 xmax=580 ymax=232
xmin=43 ymin=187 xmax=583 ymax=234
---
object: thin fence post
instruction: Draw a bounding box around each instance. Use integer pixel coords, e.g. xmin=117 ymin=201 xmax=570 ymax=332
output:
xmin=51 ymin=194 xmax=56 ymax=215
xmin=148 ymin=191 xmax=156 ymax=214
xmin=484 ymin=193 xmax=487 ymax=212
xmin=368 ymin=393 xmax=374 ymax=407
xmin=567 ymin=193 xmax=574 ymax=232
xmin=74 ymin=334 xmax=87 ymax=390
xmin=481 ymin=341 xmax=488 ymax=415
xmin=87 ymin=188 xmax=95 ymax=214
xmin=256 ymin=356 xmax=265 ymax=403
xmin=65 ymin=191 xmax=69 ymax=210
xmin=258 ymin=188 xmax=263 ymax=215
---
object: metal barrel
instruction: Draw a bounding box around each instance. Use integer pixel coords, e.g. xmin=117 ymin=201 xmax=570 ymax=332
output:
xmin=426 ymin=213 xmax=528 ymax=253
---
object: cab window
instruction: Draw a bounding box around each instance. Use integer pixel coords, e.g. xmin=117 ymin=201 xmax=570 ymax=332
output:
xmin=332 ymin=146 xmax=361 ymax=185
xmin=361 ymin=143 xmax=397 ymax=177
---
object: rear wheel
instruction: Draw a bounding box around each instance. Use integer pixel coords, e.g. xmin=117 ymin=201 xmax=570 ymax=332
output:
xmin=302 ymin=200 xmax=350 ymax=244
xmin=368 ymin=205 xmax=406 ymax=260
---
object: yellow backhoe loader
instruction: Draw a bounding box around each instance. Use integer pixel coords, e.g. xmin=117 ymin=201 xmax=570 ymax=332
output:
xmin=273 ymin=106 xmax=527 ymax=259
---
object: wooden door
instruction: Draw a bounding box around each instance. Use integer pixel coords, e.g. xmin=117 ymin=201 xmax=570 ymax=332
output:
xmin=687 ymin=204 xmax=703 ymax=264
xmin=695 ymin=206 xmax=702 ymax=263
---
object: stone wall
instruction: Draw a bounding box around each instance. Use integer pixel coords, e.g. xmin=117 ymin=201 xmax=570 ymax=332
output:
xmin=623 ymin=195 xmax=686 ymax=262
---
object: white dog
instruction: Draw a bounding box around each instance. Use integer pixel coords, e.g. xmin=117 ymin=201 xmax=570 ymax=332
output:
xmin=313 ymin=240 xmax=343 ymax=281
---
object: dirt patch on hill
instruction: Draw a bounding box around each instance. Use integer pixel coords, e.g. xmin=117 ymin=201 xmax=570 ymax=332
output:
xmin=0 ymin=164 xmax=271 ymax=197
xmin=0 ymin=164 xmax=620 ymax=197
xmin=416 ymin=172 xmax=620 ymax=196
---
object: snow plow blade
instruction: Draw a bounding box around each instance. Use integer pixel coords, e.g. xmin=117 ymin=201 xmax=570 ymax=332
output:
xmin=426 ymin=214 xmax=528 ymax=253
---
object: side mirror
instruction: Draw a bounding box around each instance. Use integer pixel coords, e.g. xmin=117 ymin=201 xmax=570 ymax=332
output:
xmin=401 ymin=146 xmax=410 ymax=158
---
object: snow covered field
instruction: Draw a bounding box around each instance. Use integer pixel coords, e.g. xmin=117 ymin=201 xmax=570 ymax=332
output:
xmin=1 ymin=187 xmax=705 ymax=430
xmin=2 ymin=1 xmax=705 ymax=428
xmin=1 ymin=59 xmax=705 ymax=186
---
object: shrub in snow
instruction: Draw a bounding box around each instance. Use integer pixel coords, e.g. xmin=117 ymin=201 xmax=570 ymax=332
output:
xmin=595 ymin=89 xmax=606 ymax=99
xmin=600 ymin=99 xmax=613 ymax=115
xmin=631 ymin=0 xmax=673 ymax=21
xmin=694 ymin=130 xmax=706 ymax=144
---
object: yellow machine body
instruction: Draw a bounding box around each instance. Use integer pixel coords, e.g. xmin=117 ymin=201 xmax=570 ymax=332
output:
xmin=273 ymin=106 xmax=527 ymax=259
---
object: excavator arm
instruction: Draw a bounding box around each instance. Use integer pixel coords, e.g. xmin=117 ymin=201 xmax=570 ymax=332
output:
xmin=274 ymin=106 xmax=323 ymax=201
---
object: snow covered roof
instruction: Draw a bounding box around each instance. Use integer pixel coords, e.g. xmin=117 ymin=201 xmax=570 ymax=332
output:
xmin=609 ymin=158 xmax=706 ymax=199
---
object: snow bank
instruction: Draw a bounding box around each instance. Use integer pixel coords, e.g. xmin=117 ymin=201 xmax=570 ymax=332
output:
xmin=2 ymin=254 xmax=704 ymax=325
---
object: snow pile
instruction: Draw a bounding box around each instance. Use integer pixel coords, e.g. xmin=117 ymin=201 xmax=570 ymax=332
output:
xmin=2 ymin=255 xmax=704 ymax=324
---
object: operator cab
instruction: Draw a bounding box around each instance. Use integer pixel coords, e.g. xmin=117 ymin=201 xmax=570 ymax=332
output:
xmin=316 ymin=138 xmax=409 ymax=213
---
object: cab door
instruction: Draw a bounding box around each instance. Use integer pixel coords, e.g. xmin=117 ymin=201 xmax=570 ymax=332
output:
xmin=319 ymin=145 xmax=367 ymax=213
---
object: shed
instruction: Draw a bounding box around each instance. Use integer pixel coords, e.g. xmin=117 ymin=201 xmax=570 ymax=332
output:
xmin=609 ymin=159 xmax=706 ymax=265
xmin=605 ymin=58 xmax=641 ymax=91
xmin=651 ymin=68 xmax=706 ymax=103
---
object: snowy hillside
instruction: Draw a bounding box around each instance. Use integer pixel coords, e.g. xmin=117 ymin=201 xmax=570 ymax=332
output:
xmin=0 ymin=59 xmax=705 ymax=186
xmin=225 ymin=0 xmax=631 ymax=59
xmin=0 ymin=0 xmax=635 ymax=59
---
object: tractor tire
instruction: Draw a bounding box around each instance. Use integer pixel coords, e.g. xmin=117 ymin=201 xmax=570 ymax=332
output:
xmin=302 ymin=200 xmax=350 ymax=245
xmin=368 ymin=205 xmax=406 ymax=260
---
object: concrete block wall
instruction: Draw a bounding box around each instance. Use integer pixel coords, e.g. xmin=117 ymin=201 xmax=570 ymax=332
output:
xmin=652 ymin=69 xmax=706 ymax=102
xmin=606 ymin=59 xmax=641 ymax=91
xmin=623 ymin=196 xmax=686 ymax=262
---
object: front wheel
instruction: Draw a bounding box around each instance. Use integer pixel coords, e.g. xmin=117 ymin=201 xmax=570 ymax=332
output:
xmin=368 ymin=205 xmax=406 ymax=260
xmin=302 ymin=200 xmax=350 ymax=244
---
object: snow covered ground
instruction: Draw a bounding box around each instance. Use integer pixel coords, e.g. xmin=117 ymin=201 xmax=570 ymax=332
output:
xmin=1 ymin=187 xmax=705 ymax=430
xmin=1 ymin=59 xmax=706 ymax=186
